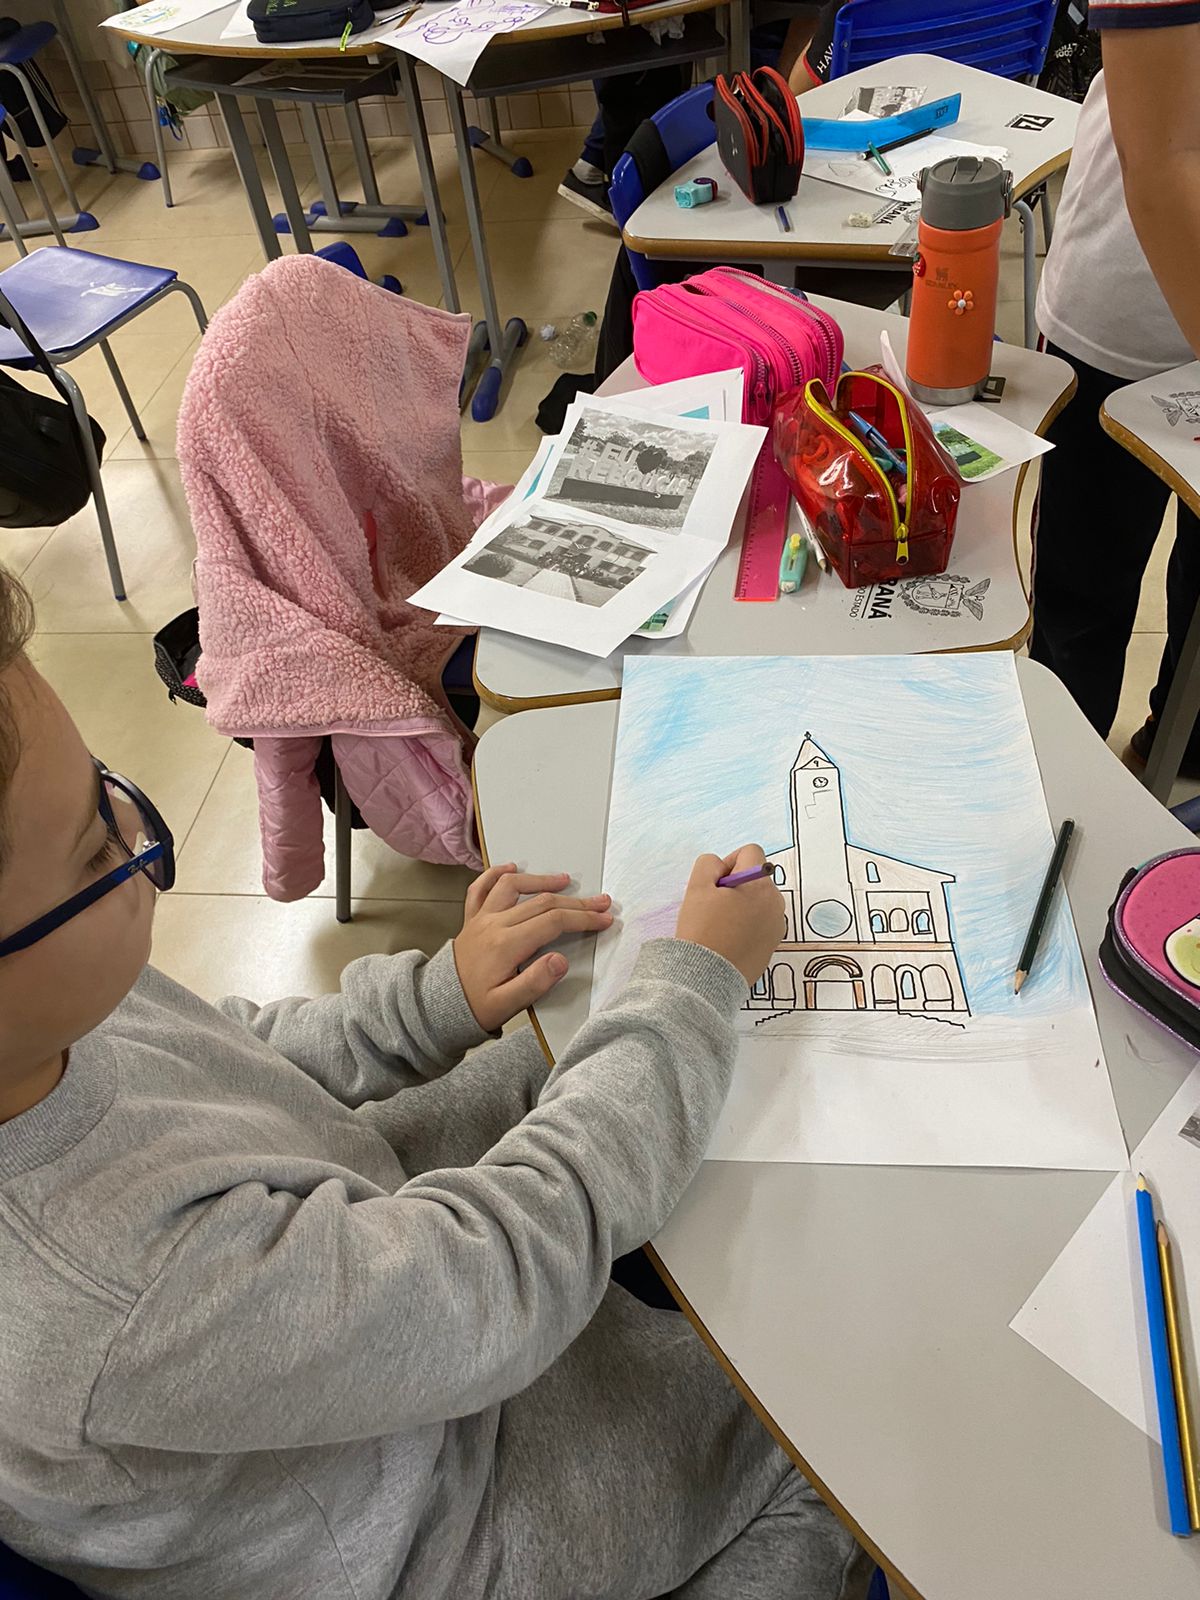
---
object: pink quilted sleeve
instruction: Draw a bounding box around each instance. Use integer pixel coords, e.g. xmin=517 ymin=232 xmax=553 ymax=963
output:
xmin=254 ymin=736 xmax=327 ymax=901
xmin=333 ymin=730 xmax=483 ymax=873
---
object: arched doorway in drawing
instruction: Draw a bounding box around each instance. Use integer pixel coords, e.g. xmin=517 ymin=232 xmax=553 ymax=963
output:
xmin=769 ymin=964 xmax=796 ymax=1009
xmin=871 ymin=965 xmax=897 ymax=1010
xmin=803 ymin=955 xmax=866 ymax=1011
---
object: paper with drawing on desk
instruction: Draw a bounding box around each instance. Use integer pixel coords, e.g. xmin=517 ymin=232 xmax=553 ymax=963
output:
xmin=1012 ymin=1065 xmax=1200 ymax=1440
xmin=378 ymin=0 xmax=550 ymax=87
xmin=435 ymin=372 xmax=746 ymax=640
xmin=102 ymin=0 xmax=231 ymax=33
xmin=591 ymin=652 xmax=1126 ymax=1169
xmin=925 ymin=402 xmax=1053 ymax=483
xmin=805 ymin=136 xmax=1010 ymax=205
xmin=414 ymin=396 xmax=763 ymax=656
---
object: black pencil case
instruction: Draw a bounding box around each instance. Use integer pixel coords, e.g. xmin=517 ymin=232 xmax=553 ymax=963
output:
xmin=249 ymin=0 xmax=376 ymax=43
xmin=1098 ymin=849 xmax=1200 ymax=1051
xmin=713 ymin=66 xmax=804 ymax=206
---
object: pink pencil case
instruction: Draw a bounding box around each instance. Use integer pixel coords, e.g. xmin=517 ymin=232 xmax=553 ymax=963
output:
xmin=1099 ymin=849 xmax=1200 ymax=1050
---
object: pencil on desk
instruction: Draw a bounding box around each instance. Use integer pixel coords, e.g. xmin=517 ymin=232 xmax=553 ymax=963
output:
xmin=1136 ymin=1177 xmax=1194 ymax=1536
xmin=1158 ymin=1219 xmax=1200 ymax=1531
xmin=1013 ymin=817 xmax=1075 ymax=993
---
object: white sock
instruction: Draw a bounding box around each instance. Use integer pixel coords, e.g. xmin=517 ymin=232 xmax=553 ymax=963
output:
xmin=572 ymin=159 xmax=606 ymax=186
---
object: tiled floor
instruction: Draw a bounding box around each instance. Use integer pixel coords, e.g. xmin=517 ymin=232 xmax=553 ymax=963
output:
xmin=0 ymin=136 xmax=1187 ymax=1004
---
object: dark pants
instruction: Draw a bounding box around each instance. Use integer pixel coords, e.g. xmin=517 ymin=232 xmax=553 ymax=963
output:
xmin=1030 ymin=341 xmax=1200 ymax=760
xmin=578 ymin=66 xmax=693 ymax=178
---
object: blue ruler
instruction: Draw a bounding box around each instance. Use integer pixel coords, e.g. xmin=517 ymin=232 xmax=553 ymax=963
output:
xmin=802 ymin=93 xmax=961 ymax=153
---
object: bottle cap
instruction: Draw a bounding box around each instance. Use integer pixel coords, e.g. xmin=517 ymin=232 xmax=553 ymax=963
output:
xmin=918 ymin=156 xmax=1012 ymax=230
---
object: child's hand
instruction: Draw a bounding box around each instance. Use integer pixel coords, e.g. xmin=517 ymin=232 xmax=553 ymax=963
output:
xmin=454 ymin=864 xmax=614 ymax=1031
xmin=674 ymin=844 xmax=786 ymax=987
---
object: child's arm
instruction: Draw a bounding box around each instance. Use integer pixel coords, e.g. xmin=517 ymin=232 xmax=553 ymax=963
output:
xmin=87 ymin=853 xmax=783 ymax=1453
xmin=216 ymin=867 xmax=612 ymax=1105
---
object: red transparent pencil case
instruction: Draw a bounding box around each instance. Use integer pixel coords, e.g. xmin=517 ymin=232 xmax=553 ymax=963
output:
xmin=773 ymin=367 xmax=961 ymax=589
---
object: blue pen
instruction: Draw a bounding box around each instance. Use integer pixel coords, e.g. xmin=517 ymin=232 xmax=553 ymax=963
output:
xmin=848 ymin=408 xmax=906 ymax=473
xmin=1136 ymin=1175 xmax=1193 ymax=1536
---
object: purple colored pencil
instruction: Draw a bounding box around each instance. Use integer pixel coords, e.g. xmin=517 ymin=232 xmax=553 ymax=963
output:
xmin=717 ymin=864 xmax=773 ymax=888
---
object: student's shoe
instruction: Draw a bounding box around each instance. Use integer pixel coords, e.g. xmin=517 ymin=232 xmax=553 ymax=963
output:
xmin=558 ymin=161 xmax=616 ymax=225
xmin=1121 ymin=716 xmax=1200 ymax=782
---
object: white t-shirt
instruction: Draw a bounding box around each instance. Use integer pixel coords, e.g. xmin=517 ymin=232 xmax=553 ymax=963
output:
xmin=1036 ymin=70 xmax=1194 ymax=380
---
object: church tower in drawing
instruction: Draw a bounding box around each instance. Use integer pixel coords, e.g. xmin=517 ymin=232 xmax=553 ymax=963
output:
xmin=789 ymin=735 xmax=860 ymax=944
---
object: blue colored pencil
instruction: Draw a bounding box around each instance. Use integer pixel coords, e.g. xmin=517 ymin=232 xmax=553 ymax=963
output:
xmin=1136 ymin=1176 xmax=1193 ymax=1536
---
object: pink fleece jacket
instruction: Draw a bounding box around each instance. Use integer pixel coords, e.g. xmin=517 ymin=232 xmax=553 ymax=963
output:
xmin=178 ymin=255 xmax=507 ymax=899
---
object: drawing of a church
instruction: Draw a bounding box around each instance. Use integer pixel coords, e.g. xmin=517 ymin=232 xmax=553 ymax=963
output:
xmin=746 ymin=737 xmax=969 ymax=1017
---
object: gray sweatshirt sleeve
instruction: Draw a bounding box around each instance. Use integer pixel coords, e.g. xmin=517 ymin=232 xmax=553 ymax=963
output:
xmin=85 ymin=940 xmax=746 ymax=1454
xmin=216 ymin=943 xmax=490 ymax=1104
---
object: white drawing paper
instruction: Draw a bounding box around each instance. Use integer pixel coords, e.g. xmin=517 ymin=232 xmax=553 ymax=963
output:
xmin=1012 ymin=1065 xmax=1200 ymax=1440
xmin=806 ymin=136 xmax=1010 ymax=204
xmin=379 ymin=0 xmax=550 ymax=87
xmin=591 ymin=653 xmax=1126 ymax=1170
xmin=102 ymin=0 xmax=231 ymax=33
xmin=924 ymin=402 xmax=1054 ymax=483
xmin=410 ymin=502 xmax=717 ymax=657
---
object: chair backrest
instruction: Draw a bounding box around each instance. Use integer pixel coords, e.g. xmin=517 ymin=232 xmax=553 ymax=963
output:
xmin=609 ymin=83 xmax=716 ymax=293
xmin=829 ymin=0 xmax=1059 ymax=82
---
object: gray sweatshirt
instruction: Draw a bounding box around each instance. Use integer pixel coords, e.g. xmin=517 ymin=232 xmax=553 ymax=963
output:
xmin=0 ymin=938 xmax=745 ymax=1600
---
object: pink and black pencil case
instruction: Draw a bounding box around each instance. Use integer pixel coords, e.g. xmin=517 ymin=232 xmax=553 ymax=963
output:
xmin=1099 ymin=848 xmax=1200 ymax=1050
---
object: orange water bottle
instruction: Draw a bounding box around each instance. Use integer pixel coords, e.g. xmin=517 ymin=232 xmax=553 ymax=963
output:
xmin=905 ymin=156 xmax=1013 ymax=406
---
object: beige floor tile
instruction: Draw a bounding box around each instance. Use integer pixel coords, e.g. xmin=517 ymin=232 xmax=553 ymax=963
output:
xmin=0 ymin=528 xmax=54 ymax=578
xmin=454 ymin=213 xmax=617 ymax=327
xmin=1108 ymin=629 xmax=1162 ymax=759
xmin=318 ymin=132 xmax=504 ymax=230
xmin=1133 ymin=498 xmax=1173 ymax=634
xmin=22 ymin=459 xmax=197 ymax=631
xmin=289 ymin=225 xmax=467 ymax=312
xmin=26 ymin=632 xmax=228 ymax=842
xmin=461 ymin=447 xmax=534 ymax=486
xmin=151 ymin=891 xmax=464 ymax=1004
xmin=107 ymin=336 xmax=200 ymax=461
xmin=175 ymin=741 xmax=477 ymax=904
xmin=89 ymin=148 xmax=319 ymax=244
xmin=481 ymin=133 xmax=610 ymax=225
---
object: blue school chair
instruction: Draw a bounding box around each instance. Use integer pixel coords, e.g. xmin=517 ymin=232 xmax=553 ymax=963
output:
xmin=826 ymin=0 xmax=1060 ymax=346
xmin=0 ymin=107 xmax=207 ymax=604
xmin=827 ymin=0 xmax=1058 ymax=81
xmin=609 ymin=83 xmax=716 ymax=294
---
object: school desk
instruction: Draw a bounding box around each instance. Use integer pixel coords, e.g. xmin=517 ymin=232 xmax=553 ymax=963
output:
xmin=471 ymin=655 xmax=1200 ymax=1600
xmin=622 ymin=53 xmax=1079 ymax=349
xmin=472 ymin=293 xmax=1074 ymax=711
xmin=1102 ymin=360 xmax=1200 ymax=802
xmin=102 ymin=0 xmax=745 ymax=421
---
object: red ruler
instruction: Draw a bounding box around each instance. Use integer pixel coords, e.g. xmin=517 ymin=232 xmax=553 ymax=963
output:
xmin=733 ymin=453 xmax=792 ymax=601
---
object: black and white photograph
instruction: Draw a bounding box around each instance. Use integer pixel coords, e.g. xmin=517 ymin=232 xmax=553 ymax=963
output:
xmin=544 ymin=408 xmax=719 ymax=533
xmin=1180 ymin=1110 xmax=1200 ymax=1152
xmin=463 ymin=510 xmax=653 ymax=609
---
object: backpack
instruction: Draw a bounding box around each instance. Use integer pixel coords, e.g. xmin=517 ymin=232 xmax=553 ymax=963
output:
xmin=248 ymin=0 xmax=376 ymax=43
xmin=0 ymin=290 xmax=105 ymax=530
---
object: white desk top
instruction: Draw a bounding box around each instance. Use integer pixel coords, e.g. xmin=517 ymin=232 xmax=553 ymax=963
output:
xmin=1102 ymin=358 xmax=1200 ymax=520
xmin=104 ymin=0 xmax=721 ymax=57
xmin=624 ymin=53 xmax=1079 ymax=265
xmin=474 ymin=295 xmax=1074 ymax=710
xmin=471 ymin=656 xmax=1200 ymax=1600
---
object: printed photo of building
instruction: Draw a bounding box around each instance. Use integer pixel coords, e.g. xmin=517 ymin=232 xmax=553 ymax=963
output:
xmin=464 ymin=510 xmax=652 ymax=609
xmin=746 ymin=736 xmax=969 ymax=1017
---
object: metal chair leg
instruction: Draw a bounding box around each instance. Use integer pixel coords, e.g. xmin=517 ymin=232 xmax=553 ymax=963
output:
xmin=144 ymin=47 xmax=173 ymax=209
xmin=169 ymin=279 xmax=209 ymax=335
xmin=1014 ymin=197 xmax=1036 ymax=349
xmin=0 ymin=63 xmax=81 ymax=215
xmin=346 ymin=102 xmax=382 ymax=208
xmin=98 ymin=339 xmax=146 ymax=440
xmin=0 ymin=110 xmax=68 ymax=248
xmin=56 ymin=364 xmax=126 ymax=602
xmin=334 ymin=765 xmax=353 ymax=924
xmin=1039 ymin=182 xmax=1055 ymax=250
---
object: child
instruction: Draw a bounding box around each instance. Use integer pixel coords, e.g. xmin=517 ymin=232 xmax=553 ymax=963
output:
xmin=0 ymin=566 xmax=868 ymax=1600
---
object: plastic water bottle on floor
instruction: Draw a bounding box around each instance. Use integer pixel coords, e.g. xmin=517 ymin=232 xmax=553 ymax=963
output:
xmin=541 ymin=311 xmax=599 ymax=371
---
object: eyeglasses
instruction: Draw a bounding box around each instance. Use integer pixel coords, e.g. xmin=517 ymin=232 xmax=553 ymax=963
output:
xmin=0 ymin=760 xmax=175 ymax=960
